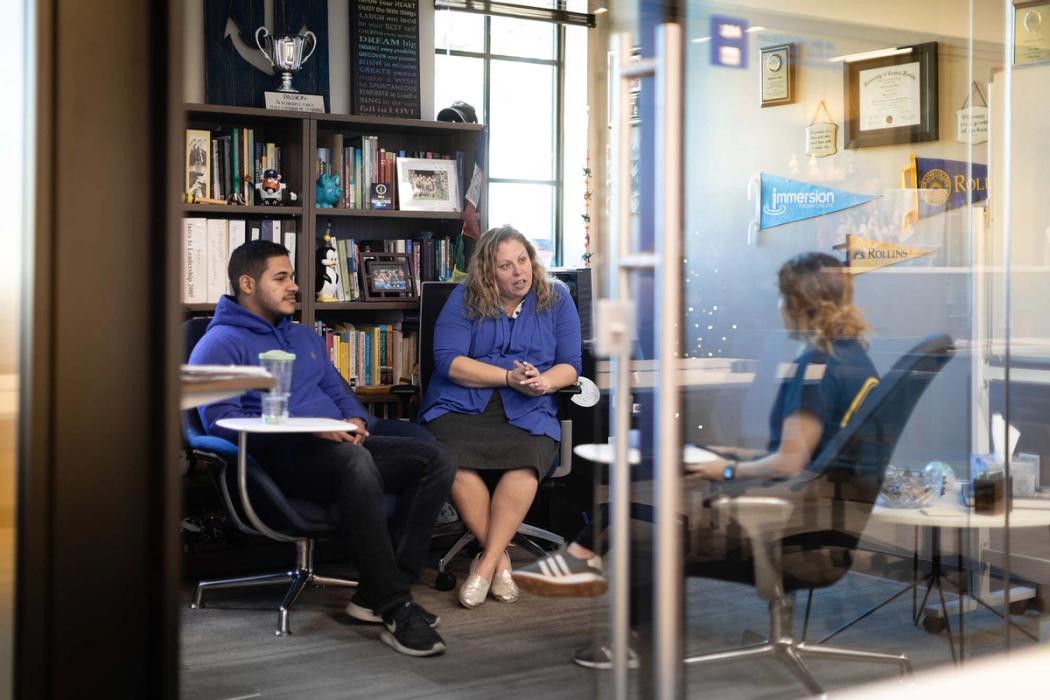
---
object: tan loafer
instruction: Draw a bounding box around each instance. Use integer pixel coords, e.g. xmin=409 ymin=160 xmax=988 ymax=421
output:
xmin=489 ymin=550 xmax=519 ymax=603
xmin=458 ymin=553 xmax=490 ymax=608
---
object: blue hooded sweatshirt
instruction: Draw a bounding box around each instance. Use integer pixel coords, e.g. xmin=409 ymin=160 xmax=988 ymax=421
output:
xmin=189 ymin=295 xmax=370 ymax=446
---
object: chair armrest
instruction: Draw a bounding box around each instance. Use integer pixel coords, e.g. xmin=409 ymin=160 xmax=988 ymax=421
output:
xmin=712 ymin=496 xmax=792 ymax=600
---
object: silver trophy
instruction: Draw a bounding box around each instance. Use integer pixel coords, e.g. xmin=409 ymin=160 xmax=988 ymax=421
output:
xmin=255 ymin=27 xmax=318 ymax=93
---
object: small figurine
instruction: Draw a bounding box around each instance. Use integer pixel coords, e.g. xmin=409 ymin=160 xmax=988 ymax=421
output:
xmin=316 ymin=230 xmax=341 ymax=301
xmin=316 ymin=172 xmax=341 ymax=208
xmin=256 ymin=168 xmax=287 ymax=206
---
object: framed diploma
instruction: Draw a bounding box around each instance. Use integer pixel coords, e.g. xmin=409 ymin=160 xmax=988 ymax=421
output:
xmin=1015 ymin=2 xmax=1050 ymax=65
xmin=843 ymin=41 xmax=938 ymax=149
xmin=760 ymin=44 xmax=795 ymax=107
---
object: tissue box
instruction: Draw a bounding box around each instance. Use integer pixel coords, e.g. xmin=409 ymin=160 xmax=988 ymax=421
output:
xmin=1012 ymin=453 xmax=1039 ymax=498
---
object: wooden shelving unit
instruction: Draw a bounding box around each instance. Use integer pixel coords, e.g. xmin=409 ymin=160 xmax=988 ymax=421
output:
xmin=182 ymin=103 xmax=483 ymax=409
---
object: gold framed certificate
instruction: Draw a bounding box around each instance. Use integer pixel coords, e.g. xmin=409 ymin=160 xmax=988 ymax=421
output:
xmin=844 ymin=41 xmax=939 ymax=149
xmin=1015 ymin=1 xmax=1050 ymax=65
xmin=760 ymin=44 xmax=795 ymax=107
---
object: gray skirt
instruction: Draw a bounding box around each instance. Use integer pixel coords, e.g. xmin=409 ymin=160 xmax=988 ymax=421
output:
xmin=425 ymin=392 xmax=558 ymax=477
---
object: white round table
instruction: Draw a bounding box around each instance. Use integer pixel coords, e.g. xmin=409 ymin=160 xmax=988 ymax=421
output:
xmin=215 ymin=417 xmax=358 ymax=542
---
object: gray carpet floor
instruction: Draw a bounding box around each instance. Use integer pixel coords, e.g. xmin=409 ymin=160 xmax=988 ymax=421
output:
xmin=180 ymin=548 xmax=1046 ymax=699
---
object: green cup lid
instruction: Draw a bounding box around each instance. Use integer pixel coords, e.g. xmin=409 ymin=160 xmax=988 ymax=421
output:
xmin=259 ymin=350 xmax=296 ymax=361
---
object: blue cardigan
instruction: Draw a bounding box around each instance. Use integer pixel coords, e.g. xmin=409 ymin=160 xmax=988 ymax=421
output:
xmin=419 ymin=283 xmax=582 ymax=441
xmin=189 ymin=295 xmax=371 ymax=446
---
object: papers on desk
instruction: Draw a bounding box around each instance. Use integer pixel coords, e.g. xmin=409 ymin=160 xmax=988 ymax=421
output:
xmin=920 ymin=506 xmax=964 ymax=517
xmin=180 ymin=364 xmax=271 ymax=381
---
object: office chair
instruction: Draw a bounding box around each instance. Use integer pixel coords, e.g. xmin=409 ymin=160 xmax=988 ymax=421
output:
xmin=181 ymin=317 xmax=396 ymax=636
xmin=418 ymin=282 xmax=582 ymax=591
xmin=684 ymin=334 xmax=954 ymax=695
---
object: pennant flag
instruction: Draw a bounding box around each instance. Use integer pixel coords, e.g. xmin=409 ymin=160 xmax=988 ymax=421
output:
xmin=759 ymin=174 xmax=878 ymax=230
xmin=846 ymin=234 xmax=934 ymax=274
xmin=899 ymin=154 xmax=988 ymax=227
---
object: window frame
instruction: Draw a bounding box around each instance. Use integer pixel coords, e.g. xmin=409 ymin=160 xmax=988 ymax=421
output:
xmin=435 ymin=11 xmax=567 ymax=266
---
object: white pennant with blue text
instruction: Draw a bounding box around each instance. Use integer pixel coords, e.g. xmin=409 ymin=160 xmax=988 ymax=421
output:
xmin=759 ymin=173 xmax=877 ymax=230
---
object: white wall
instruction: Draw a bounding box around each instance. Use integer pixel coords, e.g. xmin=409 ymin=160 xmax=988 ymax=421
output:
xmin=183 ymin=0 xmax=435 ymax=118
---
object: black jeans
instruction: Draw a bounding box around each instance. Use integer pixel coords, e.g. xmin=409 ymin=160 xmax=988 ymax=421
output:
xmin=252 ymin=425 xmax=455 ymax=615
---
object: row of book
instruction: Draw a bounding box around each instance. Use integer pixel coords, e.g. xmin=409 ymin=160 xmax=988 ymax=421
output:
xmin=318 ymin=234 xmax=459 ymax=302
xmin=316 ymin=133 xmax=462 ymax=210
xmin=182 ymin=217 xmax=297 ymax=303
xmin=185 ymin=127 xmax=283 ymax=203
xmin=317 ymin=321 xmax=418 ymax=388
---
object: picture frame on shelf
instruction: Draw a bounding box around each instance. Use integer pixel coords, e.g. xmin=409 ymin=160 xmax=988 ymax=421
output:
xmin=362 ymin=252 xmax=416 ymax=301
xmin=396 ymin=157 xmax=461 ymax=212
xmin=843 ymin=41 xmax=938 ymax=149
xmin=185 ymin=129 xmax=211 ymax=199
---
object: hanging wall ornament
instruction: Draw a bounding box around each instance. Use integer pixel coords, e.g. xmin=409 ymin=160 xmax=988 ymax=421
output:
xmin=956 ymin=82 xmax=989 ymax=145
xmin=804 ymin=101 xmax=838 ymax=158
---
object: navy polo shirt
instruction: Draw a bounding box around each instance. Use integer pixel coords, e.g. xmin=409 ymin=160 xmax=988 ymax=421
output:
xmin=767 ymin=338 xmax=878 ymax=458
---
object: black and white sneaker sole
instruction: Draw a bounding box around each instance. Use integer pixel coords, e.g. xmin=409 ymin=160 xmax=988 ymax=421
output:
xmin=573 ymin=647 xmax=640 ymax=670
xmin=513 ymin=570 xmax=608 ymax=597
xmin=379 ymin=630 xmax=447 ymax=657
xmin=348 ymin=602 xmax=441 ymax=627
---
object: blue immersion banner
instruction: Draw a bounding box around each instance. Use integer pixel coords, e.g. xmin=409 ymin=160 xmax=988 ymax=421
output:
xmin=759 ymin=174 xmax=878 ymax=230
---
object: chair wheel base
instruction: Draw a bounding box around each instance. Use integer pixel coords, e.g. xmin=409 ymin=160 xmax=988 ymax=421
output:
xmin=190 ymin=602 xmax=204 ymax=610
xmin=435 ymin=572 xmax=457 ymax=591
xmin=922 ymin=614 xmax=947 ymax=634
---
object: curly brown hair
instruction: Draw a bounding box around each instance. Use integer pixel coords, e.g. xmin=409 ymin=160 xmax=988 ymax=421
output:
xmin=778 ymin=252 xmax=868 ymax=354
xmin=463 ymin=226 xmax=556 ymax=319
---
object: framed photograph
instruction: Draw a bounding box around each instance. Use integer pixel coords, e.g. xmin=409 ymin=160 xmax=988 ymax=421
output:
xmin=362 ymin=252 xmax=416 ymax=301
xmin=843 ymin=42 xmax=938 ymax=149
xmin=1015 ymin=1 xmax=1050 ymax=65
xmin=396 ymin=157 xmax=461 ymax=212
xmin=185 ymin=129 xmax=211 ymax=199
xmin=760 ymin=44 xmax=795 ymax=107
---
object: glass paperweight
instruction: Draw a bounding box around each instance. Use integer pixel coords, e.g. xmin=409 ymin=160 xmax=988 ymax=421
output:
xmin=923 ymin=461 xmax=955 ymax=496
xmin=879 ymin=464 xmax=943 ymax=508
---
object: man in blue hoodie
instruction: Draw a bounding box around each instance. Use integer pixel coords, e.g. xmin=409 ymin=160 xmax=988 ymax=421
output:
xmin=189 ymin=239 xmax=455 ymax=657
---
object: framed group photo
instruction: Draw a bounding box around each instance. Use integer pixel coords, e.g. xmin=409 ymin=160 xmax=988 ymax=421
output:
xmin=843 ymin=41 xmax=938 ymax=149
xmin=396 ymin=157 xmax=460 ymax=212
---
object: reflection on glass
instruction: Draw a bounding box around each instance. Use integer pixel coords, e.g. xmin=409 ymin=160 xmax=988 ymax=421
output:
xmin=490 ymin=16 xmax=554 ymax=60
xmin=0 ymin=0 xmax=23 ymax=695
xmin=488 ymin=182 xmax=554 ymax=267
xmin=489 ymin=60 xmax=554 ymax=180
xmin=434 ymin=8 xmax=484 ymax=53
xmin=433 ymin=54 xmax=484 ymax=123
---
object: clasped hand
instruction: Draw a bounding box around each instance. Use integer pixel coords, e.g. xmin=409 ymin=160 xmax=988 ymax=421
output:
xmin=509 ymin=360 xmax=551 ymax=397
xmin=318 ymin=417 xmax=369 ymax=445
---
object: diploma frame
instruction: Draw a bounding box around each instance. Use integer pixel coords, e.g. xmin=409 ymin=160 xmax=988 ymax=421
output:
xmin=759 ymin=43 xmax=796 ymax=107
xmin=843 ymin=41 xmax=938 ymax=149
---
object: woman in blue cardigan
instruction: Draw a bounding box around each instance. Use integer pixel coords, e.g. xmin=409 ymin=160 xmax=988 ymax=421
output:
xmin=420 ymin=226 xmax=582 ymax=609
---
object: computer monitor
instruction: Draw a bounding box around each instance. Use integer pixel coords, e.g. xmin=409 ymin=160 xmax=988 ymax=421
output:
xmin=550 ymin=267 xmax=593 ymax=343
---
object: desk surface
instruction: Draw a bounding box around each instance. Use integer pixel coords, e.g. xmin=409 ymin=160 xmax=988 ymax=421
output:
xmin=216 ymin=417 xmax=357 ymax=434
xmin=573 ymin=443 xmax=720 ymax=466
xmin=180 ymin=365 xmax=275 ymax=410
xmin=873 ymin=494 xmax=1050 ymax=529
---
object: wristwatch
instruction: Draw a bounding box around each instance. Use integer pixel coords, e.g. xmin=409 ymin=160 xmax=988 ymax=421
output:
xmin=722 ymin=461 xmax=737 ymax=481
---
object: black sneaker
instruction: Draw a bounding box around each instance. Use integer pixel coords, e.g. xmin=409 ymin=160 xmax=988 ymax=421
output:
xmin=347 ymin=592 xmax=440 ymax=627
xmin=512 ymin=545 xmax=607 ymax=597
xmin=572 ymin=640 xmax=640 ymax=670
xmin=380 ymin=601 xmax=447 ymax=657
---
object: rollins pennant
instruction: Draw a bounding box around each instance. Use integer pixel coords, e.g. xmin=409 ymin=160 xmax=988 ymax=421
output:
xmin=759 ymin=174 xmax=878 ymax=230
xmin=900 ymin=154 xmax=988 ymax=227
xmin=845 ymin=234 xmax=934 ymax=274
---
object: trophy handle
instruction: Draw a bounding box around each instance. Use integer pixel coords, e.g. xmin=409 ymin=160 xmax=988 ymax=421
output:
xmin=300 ymin=31 xmax=318 ymax=66
xmin=255 ymin=26 xmax=272 ymax=59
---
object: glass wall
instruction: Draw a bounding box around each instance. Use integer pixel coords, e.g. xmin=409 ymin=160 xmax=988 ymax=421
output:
xmin=597 ymin=0 xmax=1050 ymax=695
xmin=0 ymin=0 xmax=27 ymax=696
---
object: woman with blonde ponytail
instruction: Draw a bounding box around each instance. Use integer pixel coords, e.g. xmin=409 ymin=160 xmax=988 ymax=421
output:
xmin=692 ymin=252 xmax=878 ymax=482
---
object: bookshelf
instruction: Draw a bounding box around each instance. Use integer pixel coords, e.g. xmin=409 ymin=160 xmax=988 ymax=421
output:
xmin=181 ymin=103 xmax=485 ymax=408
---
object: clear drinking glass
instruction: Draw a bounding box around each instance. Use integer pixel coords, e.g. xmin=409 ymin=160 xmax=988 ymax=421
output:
xmin=259 ymin=350 xmax=295 ymax=424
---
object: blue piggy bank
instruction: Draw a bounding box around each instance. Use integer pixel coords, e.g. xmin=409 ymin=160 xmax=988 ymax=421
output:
xmin=316 ymin=173 xmax=341 ymax=208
